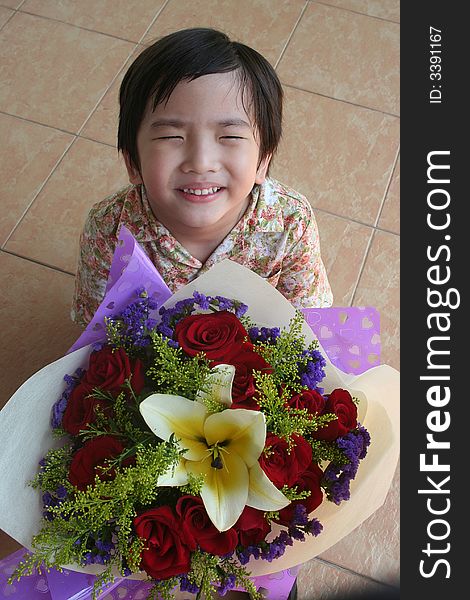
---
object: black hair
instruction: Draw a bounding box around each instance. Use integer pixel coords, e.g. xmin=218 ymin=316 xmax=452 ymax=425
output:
xmin=118 ymin=28 xmax=283 ymax=173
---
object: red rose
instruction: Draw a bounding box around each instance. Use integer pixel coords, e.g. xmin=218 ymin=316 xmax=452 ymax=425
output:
xmin=134 ymin=507 xmax=193 ymax=579
xmin=176 ymin=496 xmax=238 ymax=556
xmin=62 ymin=383 xmax=110 ymax=436
xmin=276 ymin=462 xmax=324 ymax=526
xmin=68 ymin=435 xmax=133 ymax=491
xmin=82 ymin=346 xmax=145 ymax=395
xmin=174 ymin=311 xmax=249 ymax=360
xmin=213 ymin=348 xmax=272 ymax=410
xmin=259 ymin=433 xmax=312 ymax=488
xmin=288 ymin=388 xmax=325 ymax=416
xmin=312 ymin=388 xmax=358 ymax=441
xmin=234 ymin=506 xmax=271 ymax=546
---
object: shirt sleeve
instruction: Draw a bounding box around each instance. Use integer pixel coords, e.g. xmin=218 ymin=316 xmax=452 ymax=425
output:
xmin=70 ymin=210 xmax=117 ymax=327
xmin=277 ymin=205 xmax=333 ymax=309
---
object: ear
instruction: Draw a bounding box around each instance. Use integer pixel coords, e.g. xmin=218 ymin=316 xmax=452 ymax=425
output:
xmin=123 ymin=151 xmax=143 ymax=185
xmin=254 ymin=153 xmax=272 ymax=185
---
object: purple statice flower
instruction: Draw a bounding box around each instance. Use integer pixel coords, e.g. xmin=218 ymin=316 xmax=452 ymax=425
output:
xmin=236 ymin=508 xmax=322 ymax=567
xmin=193 ymin=291 xmax=211 ymax=310
xmin=51 ymin=368 xmax=85 ymax=429
xmin=234 ymin=302 xmax=249 ymax=318
xmin=42 ymin=485 xmax=69 ymax=521
xmin=306 ymin=518 xmax=323 ymax=536
xmin=214 ymin=295 xmax=233 ymax=311
xmin=157 ymin=297 xmax=196 ymax=339
xmin=290 ymin=503 xmax=309 ymax=527
xmin=248 ymin=326 xmax=281 ymax=345
xmin=110 ymin=289 xmax=159 ymax=348
xmin=298 ymin=348 xmax=326 ymax=389
xmin=55 ymin=485 xmax=68 ymax=500
xmin=217 ymin=574 xmax=237 ymax=596
xmin=179 ymin=574 xmax=200 ymax=594
xmin=79 ymin=532 xmax=116 ymax=566
xmin=323 ymin=424 xmax=371 ymax=504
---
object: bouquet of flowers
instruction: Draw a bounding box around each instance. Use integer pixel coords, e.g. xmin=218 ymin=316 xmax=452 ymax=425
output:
xmin=7 ymin=284 xmax=371 ymax=599
xmin=0 ymin=237 xmax=399 ymax=600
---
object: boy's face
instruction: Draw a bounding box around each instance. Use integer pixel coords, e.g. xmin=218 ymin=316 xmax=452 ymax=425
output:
xmin=124 ymin=72 xmax=271 ymax=240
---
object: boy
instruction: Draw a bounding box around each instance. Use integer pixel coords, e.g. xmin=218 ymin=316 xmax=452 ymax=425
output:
xmin=71 ymin=27 xmax=333 ymax=328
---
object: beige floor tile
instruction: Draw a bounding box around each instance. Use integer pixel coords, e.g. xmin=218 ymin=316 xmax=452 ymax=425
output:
xmin=5 ymin=138 xmax=130 ymax=273
xmin=0 ymin=252 xmax=83 ymax=409
xmin=316 ymin=0 xmax=400 ymax=23
xmin=378 ymin=156 xmax=400 ymax=234
xmin=0 ymin=5 xmax=13 ymax=27
xmin=21 ymin=0 xmax=166 ymax=42
xmin=318 ymin=462 xmax=400 ymax=585
xmin=0 ymin=12 xmax=134 ymax=132
xmin=271 ymin=87 xmax=399 ymax=225
xmin=142 ymin=0 xmax=306 ymax=66
xmin=353 ymin=230 xmax=399 ymax=370
xmin=81 ymin=47 xmax=143 ymax=147
xmin=277 ymin=3 xmax=399 ymax=115
xmin=0 ymin=114 xmax=73 ymax=246
xmin=298 ymin=556 xmax=396 ymax=599
xmin=314 ymin=212 xmax=372 ymax=306
xmin=0 ymin=0 xmax=22 ymax=9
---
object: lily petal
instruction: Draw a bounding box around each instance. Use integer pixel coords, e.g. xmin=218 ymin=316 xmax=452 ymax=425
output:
xmin=157 ymin=459 xmax=189 ymax=487
xmin=204 ymin=409 xmax=266 ymax=468
xmin=246 ymin=461 xmax=291 ymax=511
xmin=196 ymin=364 xmax=235 ymax=407
xmin=139 ymin=394 xmax=208 ymax=460
xmin=187 ymin=451 xmax=249 ymax=531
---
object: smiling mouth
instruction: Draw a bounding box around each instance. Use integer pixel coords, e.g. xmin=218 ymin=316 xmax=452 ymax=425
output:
xmin=180 ymin=186 xmax=222 ymax=196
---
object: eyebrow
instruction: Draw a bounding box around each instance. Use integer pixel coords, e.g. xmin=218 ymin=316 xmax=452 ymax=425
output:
xmin=149 ymin=118 xmax=251 ymax=129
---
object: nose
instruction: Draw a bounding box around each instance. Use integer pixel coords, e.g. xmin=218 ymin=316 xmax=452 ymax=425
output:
xmin=180 ymin=136 xmax=220 ymax=174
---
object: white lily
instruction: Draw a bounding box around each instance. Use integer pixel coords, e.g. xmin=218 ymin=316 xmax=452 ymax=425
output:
xmin=139 ymin=365 xmax=289 ymax=531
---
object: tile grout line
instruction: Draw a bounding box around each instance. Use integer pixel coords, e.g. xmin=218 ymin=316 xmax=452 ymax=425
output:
xmin=282 ymin=82 xmax=400 ymax=119
xmin=2 ymin=0 xmax=172 ymax=251
xmin=349 ymin=228 xmax=376 ymax=307
xmin=75 ymin=0 xmax=172 ymax=139
xmin=11 ymin=8 xmax=142 ymax=45
xmin=308 ymin=0 xmax=400 ymax=25
xmin=348 ymin=147 xmax=400 ymax=305
xmin=1 ymin=136 xmax=78 ymax=249
xmin=274 ymin=1 xmax=309 ymax=70
xmin=0 ymin=248 xmax=75 ymax=277
xmin=312 ymin=556 xmax=400 ymax=590
xmin=0 ymin=6 xmax=15 ymax=32
xmin=373 ymin=145 xmax=400 ymax=228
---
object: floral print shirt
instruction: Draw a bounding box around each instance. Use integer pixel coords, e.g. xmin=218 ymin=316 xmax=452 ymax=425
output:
xmin=71 ymin=177 xmax=333 ymax=326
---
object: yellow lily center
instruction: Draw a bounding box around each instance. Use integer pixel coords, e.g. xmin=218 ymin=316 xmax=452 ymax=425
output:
xmin=208 ymin=441 xmax=229 ymax=470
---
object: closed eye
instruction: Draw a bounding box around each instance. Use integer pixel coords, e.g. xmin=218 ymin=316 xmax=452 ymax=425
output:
xmin=154 ymin=136 xmax=183 ymax=140
xmin=221 ymin=136 xmax=245 ymax=139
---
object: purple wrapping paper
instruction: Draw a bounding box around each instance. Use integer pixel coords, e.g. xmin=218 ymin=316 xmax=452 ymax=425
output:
xmin=1 ymin=226 xmax=381 ymax=599
xmin=68 ymin=226 xmax=172 ymax=354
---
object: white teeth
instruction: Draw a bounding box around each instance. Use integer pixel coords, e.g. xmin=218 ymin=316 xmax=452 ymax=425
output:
xmin=182 ymin=187 xmax=221 ymax=195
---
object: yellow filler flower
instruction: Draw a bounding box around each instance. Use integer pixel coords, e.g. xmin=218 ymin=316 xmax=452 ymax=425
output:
xmin=139 ymin=365 xmax=289 ymax=531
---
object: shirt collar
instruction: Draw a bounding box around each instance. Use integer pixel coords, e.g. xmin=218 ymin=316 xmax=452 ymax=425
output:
xmin=117 ymin=178 xmax=285 ymax=244
xmin=117 ymin=184 xmax=170 ymax=243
